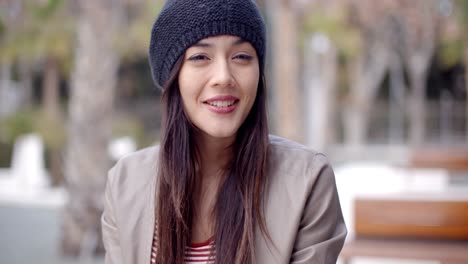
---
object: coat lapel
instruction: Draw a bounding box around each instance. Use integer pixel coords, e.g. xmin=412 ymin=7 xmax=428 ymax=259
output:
xmin=133 ymin=167 xmax=156 ymax=263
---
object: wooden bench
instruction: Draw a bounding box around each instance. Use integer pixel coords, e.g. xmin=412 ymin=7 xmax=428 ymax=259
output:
xmin=340 ymin=197 xmax=468 ymax=263
xmin=354 ymin=198 xmax=468 ymax=240
xmin=341 ymin=237 xmax=468 ymax=264
xmin=409 ymin=148 xmax=468 ymax=171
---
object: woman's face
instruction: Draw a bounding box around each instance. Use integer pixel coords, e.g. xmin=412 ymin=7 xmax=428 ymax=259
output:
xmin=178 ymin=35 xmax=259 ymax=141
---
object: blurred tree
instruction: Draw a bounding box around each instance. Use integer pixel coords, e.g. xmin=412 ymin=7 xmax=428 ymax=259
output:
xmin=398 ymin=0 xmax=437 ymax=145
xmin=0 ymin=0 xmax=74 ymax=111
xmin=114 ymin=0 xmax=162 ymax=102
xmin=0 ymin=0 xmax=74 ymax=184
xmin=303 ymin=0 xmax=441 ymax=146
xmin=0 ymin=1 xmax=24 ymax=116
xmin=344 ymin=1 xmax=393 ymax=146
xmin=303 ymin=0 xmax=393 ymax=146
xmin=350 ymin=0 xmax=439 ymax=145
xmin=117 ymin=0 xmax=163 ymax=59
xmin=266 ymin=0 xmax=302 ymax=141
xmin=456 ymin=0 xmax=468 ymax=141
xmin=62 ymin=0 xmax=123 ymax=257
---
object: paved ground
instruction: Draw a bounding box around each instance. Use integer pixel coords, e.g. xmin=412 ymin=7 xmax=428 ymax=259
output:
xmin=0 ymin=204 xmax=438 ymax=264
xmin=0 ymin=164 xmax=448 ymax=264
xmin=0 ymin=204 xmax=103 ymax=264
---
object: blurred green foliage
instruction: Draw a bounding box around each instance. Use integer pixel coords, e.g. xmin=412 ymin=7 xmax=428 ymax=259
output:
xmin=301 ymin=8 xmax=360 ymax=98
xmin=439 ymin=39 xmax=464 ymax=67
xmin=0 ymin=108 xmax=66 ymax=166
xmin=35 ymin=113 xmax=66 ymax=151
xmin=0 ymin=110 xmax=36 ymax=144
xmin=457 ymin=0 xmax=468 ymax=27
xmin=117 ymin=1 xmax=163 ymax=59
xmin=0 ymin=142 xmax=12 ymax=167
xmin=0 ymin=0 xmax=74 ymax=73
xmin=34 ymin=0 xmax=63 ymax=20
xmin=302 ymin=8 xmax=361 ymax=60
xmin=0 ymin=110 xmax=36 ymax=167
xmin=112 ymin=116 xmax=144 ymax=144
xmin=0 ymin=18 xmax=5 ymax=37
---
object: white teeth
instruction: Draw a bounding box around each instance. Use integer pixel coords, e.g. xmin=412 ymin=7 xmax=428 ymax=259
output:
xmin=208 ymin=100 xmax=235 ymax=107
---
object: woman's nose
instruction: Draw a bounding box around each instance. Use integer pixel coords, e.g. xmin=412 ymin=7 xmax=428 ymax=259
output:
xmin=211 ymin=59 xmax=235 ymax=88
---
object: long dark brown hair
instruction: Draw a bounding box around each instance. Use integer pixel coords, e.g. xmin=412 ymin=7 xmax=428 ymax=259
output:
xmin=155 ymin=53 xmax=270 ymax=264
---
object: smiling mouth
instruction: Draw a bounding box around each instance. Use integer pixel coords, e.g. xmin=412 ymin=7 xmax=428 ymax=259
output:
xmin=204 ymin=100 xmax=238 ymax=107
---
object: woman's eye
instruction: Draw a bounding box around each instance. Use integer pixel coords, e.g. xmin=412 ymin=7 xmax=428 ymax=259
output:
xmin=233 ymin=54 xmax=253 ymax=61
xmin=188 ymin=54 xmax=209 ymax=61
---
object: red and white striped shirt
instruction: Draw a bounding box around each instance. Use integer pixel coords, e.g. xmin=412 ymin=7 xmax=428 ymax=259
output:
xmin=150 ymin=225 xmax=216 ymax=264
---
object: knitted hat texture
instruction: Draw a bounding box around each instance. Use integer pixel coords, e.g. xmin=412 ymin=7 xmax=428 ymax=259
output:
xmin=148 ymin=0 xmax=266 ymax=89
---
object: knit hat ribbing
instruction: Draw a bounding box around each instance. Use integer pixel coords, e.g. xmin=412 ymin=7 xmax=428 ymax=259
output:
xmin=148 ymin=0 xmax=266 ymax=89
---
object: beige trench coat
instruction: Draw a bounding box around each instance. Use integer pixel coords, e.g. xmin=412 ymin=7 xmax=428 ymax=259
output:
xmin=101 ymin=135 xmax=347 ymax=264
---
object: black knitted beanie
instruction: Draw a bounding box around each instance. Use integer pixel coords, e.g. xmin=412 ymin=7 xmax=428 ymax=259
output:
xmin=148 ymin=0 xmax=266 ymax=89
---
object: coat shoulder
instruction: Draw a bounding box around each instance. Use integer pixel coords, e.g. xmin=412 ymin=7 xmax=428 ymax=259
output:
xmin=115 ymin=145 xmax=159 ymax=169
xmin=107 ymin=145 xmax=159 ymax=193
xmin=266 ymin=134 xmax=333 ymax=205
xmin=268 ymin=134 xmax=330 ymax=174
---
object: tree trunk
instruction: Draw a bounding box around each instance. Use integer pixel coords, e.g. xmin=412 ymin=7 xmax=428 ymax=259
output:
xmin=403 ymin=0 xmax=435 ymax=145
xmin=344 ymin=56 xmax=370 ymax=147
xmin=42 ymin=56 xmax=64 ymax=186
xmin=408 ymin=67 xmax=427 ymax=145
xmin=62 ymin=0 xmax=121 ymax=257
xmin=344 ymin=43 xmax=389 ymax=147
xmin=18 ymin=58 xmax=34 ymax=107
xmin=304 ymin=33 xmax=337 ymax=151
xmin=268 ymin=0 xmax=301 ymax=142
xmin=42 ymin=56 xmax=60 ymax=119
xmin=465 ymin=46 xmax=468 ymax=143
xmin=0 ymin=61 xmax=12 ymax=118
xmin=388 ymin=51 xmax=406 ymax=143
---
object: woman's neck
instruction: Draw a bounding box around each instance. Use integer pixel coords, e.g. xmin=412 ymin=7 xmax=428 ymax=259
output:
xmin=191 ymin=132 xmax=235 ymax=241
xmin=195 ymin=132 xmax=235 ymax=177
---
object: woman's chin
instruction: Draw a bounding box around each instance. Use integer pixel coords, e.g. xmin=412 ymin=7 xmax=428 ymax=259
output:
xmin=200 ymin=128 xmax=238 ymax=141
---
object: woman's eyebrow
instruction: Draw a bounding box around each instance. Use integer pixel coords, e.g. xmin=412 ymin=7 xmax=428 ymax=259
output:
xmin=191 ymin=38 xmax=247 ymax=48
xmin=232 ymin=38 xmax=247 ymax=45
xmin=192 ymin=41 xmax=212 ymax=48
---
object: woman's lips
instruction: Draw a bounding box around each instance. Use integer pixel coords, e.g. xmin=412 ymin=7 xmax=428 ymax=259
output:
xmin=203 ymin=95 xmax=239 ymax=114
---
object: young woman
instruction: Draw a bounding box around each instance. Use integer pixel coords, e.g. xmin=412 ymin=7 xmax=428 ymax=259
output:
xmin=101 ymin=0 xmax=347 ymax=263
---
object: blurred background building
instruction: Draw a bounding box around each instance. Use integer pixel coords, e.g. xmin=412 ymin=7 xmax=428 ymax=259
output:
xmin=0 ymin=0 xmax=467 ymax=263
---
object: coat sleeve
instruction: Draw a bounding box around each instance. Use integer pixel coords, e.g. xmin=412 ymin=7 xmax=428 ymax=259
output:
xmin=290 ymin=154 xmax=347 ymax=264
xmin=101 ymin=165 xmax=124 ymax=264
